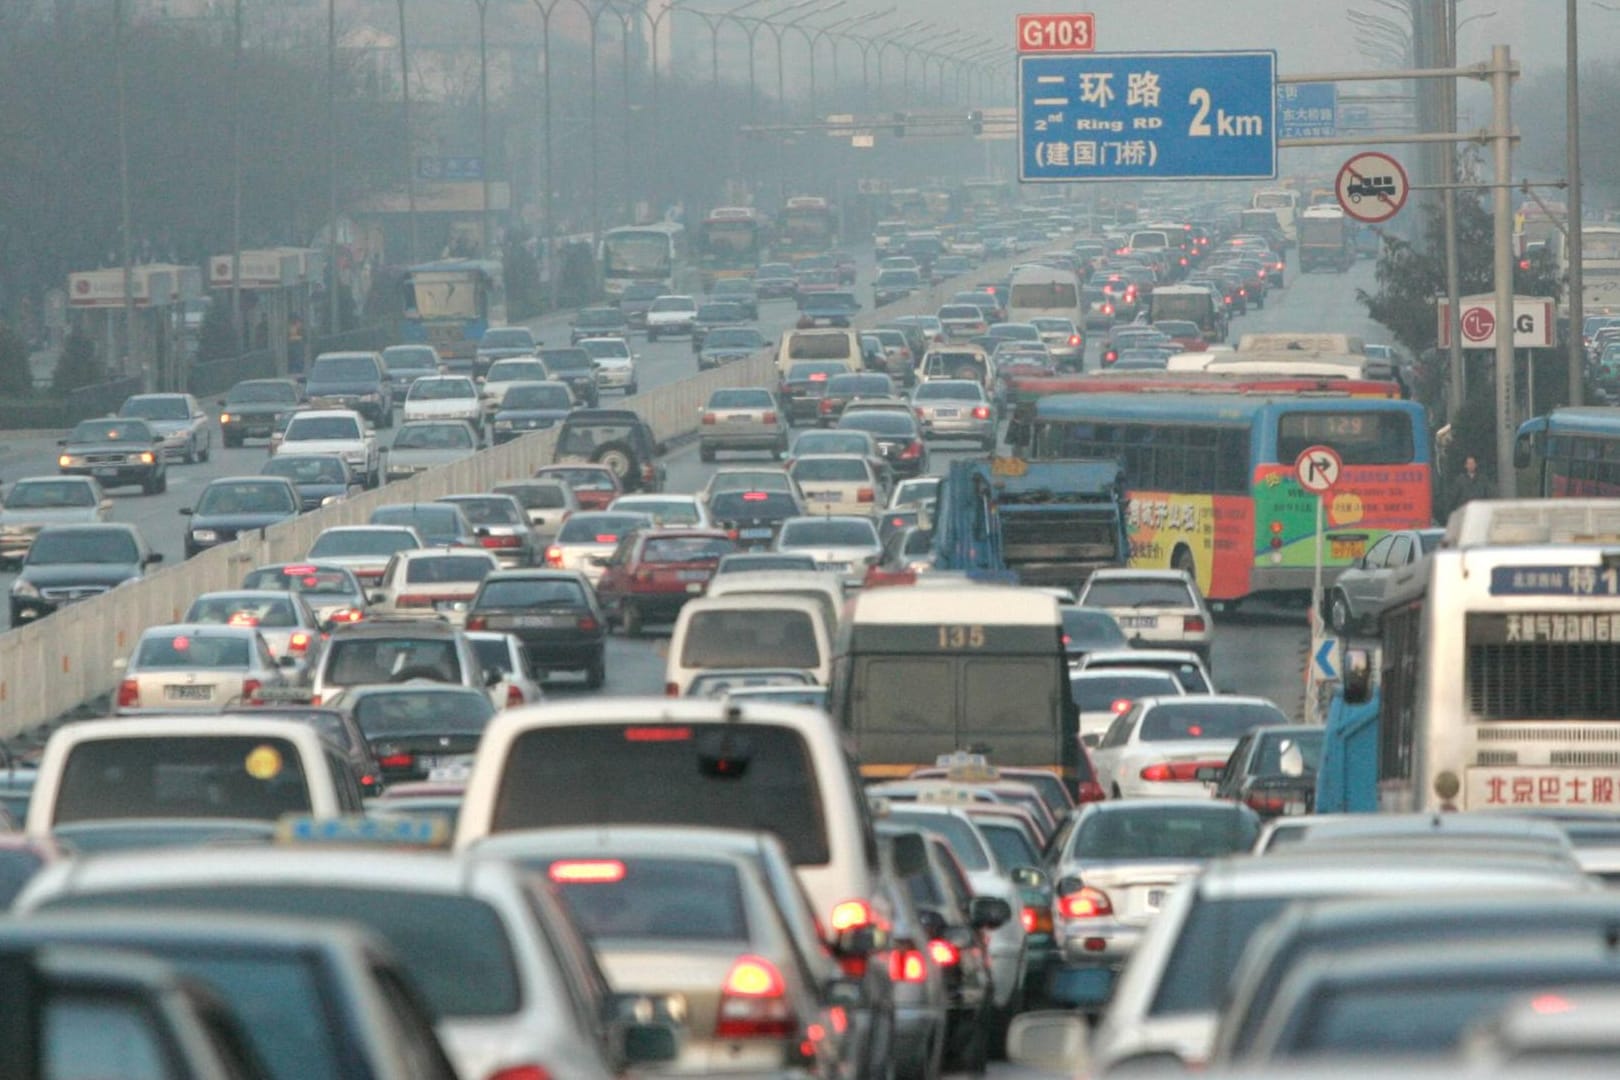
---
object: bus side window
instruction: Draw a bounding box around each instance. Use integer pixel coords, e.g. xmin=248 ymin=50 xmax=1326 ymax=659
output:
xmin=1512 ymin=430 xmax=1536 ymax=470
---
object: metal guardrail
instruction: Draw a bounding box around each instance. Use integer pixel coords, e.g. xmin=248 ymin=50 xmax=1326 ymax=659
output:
xmin=0 ymin=251 xmax=1030 ymax=739
xmin=0 ymin=375 xmax=146 ymax=431
xmin=186 ymin=325 xmax=395 ymax=399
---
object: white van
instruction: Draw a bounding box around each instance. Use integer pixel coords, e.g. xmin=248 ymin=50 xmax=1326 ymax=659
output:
xmin=775 ymin=329 xmax=863 ymax=379
xmin=664 ymin=594 xmax=832 ymax=696
xmin=702 ymin=570 xmax=845 ymax=636
xmin=1006 ymin=264 xmax=1082 ymax=328
xmin=26 ymin=717 xmax=361 ymax=839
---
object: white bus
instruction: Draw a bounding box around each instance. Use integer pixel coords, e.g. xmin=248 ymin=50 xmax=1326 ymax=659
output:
xmin=1252 ymin=189 xmax=1299 ymax=247
xmin=1581 ymin=224 xmax=1620 ymax=317
xmin=1348 ymin=499 xmax=1620 ymax=813
xmin=599 ymin=222 xmax=688 ymax=299
xmin=1006 ymin=264 xmax=1082 ymax=327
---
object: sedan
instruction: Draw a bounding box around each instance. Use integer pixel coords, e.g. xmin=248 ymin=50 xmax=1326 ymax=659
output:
xmin=1206 ymin=724 xmax=1325 ymax=818
xmin=180 ymin=476 xmax=300 ymax=558
xmin=1030 ymin=317 xmax=1085 ymax=370
xmin=699 ymin=387 xmax=787 ymax=462
xmin=817 ymin=372 xmax=896 ymax=427
xmin=912 ymin=380 xmax=995 ymax=449
xmin=239 ymin=561 xmax=369 ymax=628
xmin=369 ymin=502 xmax=478 ymax=549
xmin=182 ymin=589 xmax=324 ymax=675
xmin=533 ymin=464 xmax=621 ymax=511
xmin=542 ymin=510 xmax=653 ymax=585
xmin=118 ymin=392 xmax=211 ymax=463
xmin=1060 ymin=606 xmax=1128 ymax=664
xmin=709 ymin=488 xmax=804 ymax=550
xmin=491 ymin=381 xmax=575 ymax=444
xmin=580 ymin=337 xmax=638 ymax=395
xmin=596 ymin=529 xmax=737 ymax=635
xmin=774 ymin=515 xmax=882 ymax=580
xmin=937 ymin=304 xmax=991 ymax=341
xmin=114 ymin=622 xmax=288 ymax=715
xmin=386 ymin=420 xmax=480 ymax=483
xmin=699 ymin=467 xmax=803 ymax=509
xmin=1091 ymin=695 xmax=1289 ymax=800
xmin=0 ymin=476 xmax=110 ymax=568
xmin=334 ymin=683 xmax=497 ymax=784
xmin=366 ymin=548 xmax=501 ymax=625
xmin=608 ymin=494 xmax=710 ymax=528
xmin=571 ymin=305 xmax=630 ymax=344
xmin=466 ymin=569 xmax=607 ymax=688
xmin=1070 ymin=667 xmax=1185 ymax=748
xmin=438 ymin=493 xmax=541 ymax=568
xmin=9 ymin=522 xmax=161 ymax=623
xmin=466 ymin=630 xmax=547 ymax=708
xmin=690 ymin=301 xmax=750 ymax=352
xmin=217 ymin=378 xmax=301 ymax=447
xmin=1326 ymin=527 xmax=1444 ymax=635
xmin=381 ymin=344 xmax=441 ymax=398
xmin=699 ymin=327 xmax=769 ymax=371
xmin=711 ymin=278 xmax=760 ymax=319
xmin=836 ymin=410 xmax=928 ymax=479
xmin=403 ymin=376 xmax=482 ymax=428
xmin=754 ymin=262 xmax=799 ymax=299
xmin=56 ymin=417 xmax=167 ymax=494
xmin=479 ymin=358 xmax=551 ymax=414
xmin=260 ymin=453 xmax=360 ymax=511
xmin=305 ymin=525 xmax=423 ymax=588
xmin=493 ymin=479 xmax=578 ymax=538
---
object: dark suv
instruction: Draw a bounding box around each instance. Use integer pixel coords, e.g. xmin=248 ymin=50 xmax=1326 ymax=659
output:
xmin=552 ymin=409 xmax=665 ymax=494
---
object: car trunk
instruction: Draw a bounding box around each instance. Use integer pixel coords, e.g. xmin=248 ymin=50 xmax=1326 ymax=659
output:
xmin=1077 ymin=861 xmax=1204 ymax=926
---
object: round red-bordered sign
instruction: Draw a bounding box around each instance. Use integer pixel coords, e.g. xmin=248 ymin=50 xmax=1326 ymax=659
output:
xmin=1336 ymin=152 xmax=1409 ymax=224
xmin=1461 ymin=305 xmax=1495 ymax=344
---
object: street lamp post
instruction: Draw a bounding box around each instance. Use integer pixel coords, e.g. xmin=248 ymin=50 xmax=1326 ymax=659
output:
xmin=115 ymin=0 xmax=137 ymax=383
xmin=532 ymin=0 xmax=590 ymax=307
xmin=395 ymin=0 xmax=419 ymax=263
xmin=874 ymin=22 xmax=926 ymax=107
xmin=813 ymin=8 xmax=893 ymax=112
xmin=231 ymin=0 xmax=244 ymax=359
xmin=474 ymin=0 xmax=494 ymax=254
xmin=1566 ymin=0 xmax=1585 ymax=406
xmin=327 ymin=0 xmax=339 ymax=334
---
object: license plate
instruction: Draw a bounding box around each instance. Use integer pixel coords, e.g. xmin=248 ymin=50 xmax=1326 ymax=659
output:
xmin=725 ymin=414 xmax=751 ymax=422
xmin=434 ymin=600 xmax=467 ymax=612
xmin=1285 ymin=800 xmax=1307 ymax=815
xmin=511 ymin=615 xmax=567 ymax=628
xmin=935 ymin=408 xmax=960 ymax=418
xmin=686 ymin=582 xmax=705 ymax=593
xmin=739 ymin=527 xmax=772 ymax=539
xmin=678 ymin=570 xmax=710 ymax=582
xmin=811 ymin=492 xmax=839 ymax=502
xmin=164 ymin=685 xmax=213 ymax=701
xmin=1146 ymin=889 xmax=1165 ymax=910
xmin=419 ymin=754 xmax=474 ymax=771
xmin=1120 ymin=615 xmax=1160 ymax=629
xmin=1331 ymin=538 xmax=1367 ymax=560
xmin=93 ymin=467 xmax=119 ymax=478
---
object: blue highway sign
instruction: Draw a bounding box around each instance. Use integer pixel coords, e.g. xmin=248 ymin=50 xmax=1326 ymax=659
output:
xmin=417 ymin=156 xmax=485 ymax=182
xmin=1018 ymin=50 xmax=1277 ymax=182
xmin=1279 ymin=82 xmax=1336 ymax=139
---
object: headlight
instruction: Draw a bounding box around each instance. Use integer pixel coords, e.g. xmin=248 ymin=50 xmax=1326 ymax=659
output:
xmin=321 ymin=494 xmax=342 ymax=507
xmin=10 ymin=578 xmax=39 ymax=598
xmin=138 ymin=452 xmax=155 ymax=464
xmin=219 ymin=412 xmax=233 ymax=424
xmin=191 ymin=529 xmax=218 ymax=543
xmin=58 ymin=455 xmax=73 ymax=467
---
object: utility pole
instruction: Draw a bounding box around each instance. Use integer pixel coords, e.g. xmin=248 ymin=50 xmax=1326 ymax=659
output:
xmin=231 ymin=0 xmax=244 ymax=358
xmin=1442 ymin=0 xmax=1464 ymax=422
xmin=327 ymin=0 xmax=340 ymax=335
xmin=115 ymin=0 xmax=139 ymax=388
xmin=477 ymin=0 xmax=494 ymax=255
xmin=1566 ymin=0 xmax=1585 ymax=406
xmin=396 ymin=0 xmax=419 ymax=263
xmin=1491 ymin=43 xmax=1517 ymax=498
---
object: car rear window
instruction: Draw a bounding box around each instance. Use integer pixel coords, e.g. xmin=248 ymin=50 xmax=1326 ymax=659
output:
xmin=642 ymin=536 xmax=735 ymax=563
xmin=976 ymin=820 xmax=1041 ymax=872
xmin=708 ymin=389 xmax=774 ymax=409
xmin=491 ymin=723 xmax=831 ymax=865
xmin=885 ymin=810 xmax=990 ymax=872
xmin=711 ymin=492 xmax=799 ymax=519
xmin=323 ymin=637 xmax=461 ymax=687
xmin=444 ymin=499 xmax=521 ymax=525
xmin=186 ymin=596 xmax=298 ymax=629
xmin=1082 ymin=579 xmax=1197 ymax=608
xmin=1149 ymin=895 xmax=1291 ymax=1016
xmin=1070 ymin=673 xmax=1180 ymax=711
xmin=1139 ymin=701 xmax=1285 ymax=741
xmin=914 ymin=382 xmax=982 ymax=401
xmin=787 ymin=333 xmax=852 ymax=360
xmin=780 ymin=519 xmax=878 ymax=547
xmin=309 ymin=530 xmax=417 ymax=558
xmin=45 ymin=886 xmax=521 ymax=1019
xmin=135 ymin=633 xmax=252 ymax=668
xmin=839 ymin=412 xmax=917 ymax=436
xmin=550 ymin=858 xmax=750 ymax=942
xmin=540 ymin=467 xmax=617 ymax=491
xmin=791 ymin=458 xmax=868 ymax=482
xmin=1062 ymin=609 xmax=1127 ymax=649
xmin=477 ymin=578 xmax=587 ymax=609
xmin=404 ymin=556 xmax=494 ymax=584
xmin=353 ymin=690 xmax=494 ymax=736
xmin=680 ymin=609 xmax=821 ymax=670
xmin=497 ymin=483 xmax=569 ymax=509
xmin=556 ymin=514 xmax=647 ymax=542
xmin=53 ymin=736 xmax=310 ymax=824
xmin=1070 ymin=806 xmax=1258 ymax=860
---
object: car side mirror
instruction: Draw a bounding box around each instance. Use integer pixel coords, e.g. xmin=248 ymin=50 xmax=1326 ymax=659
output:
xmin=1006 ymin=1012 xmax=1092 ymax=1075
xmin=144 ymin=553 xmax=164 ymax=565
xmin=179 ymin=507 xmax=194 ymax=516
xmin=1343 ymin=646 xmax=1372 ymax=705
xmin=1081 ymin=732 xmax=1101 ymax=749
xmin=368 ymin=591 xmax=386 ymax=604
xmin=99 ymin=500 xmax=113 ymax=512
xmin=835 ymin=924 xmax=878 ymax=957
xmin=1010 ymin=866 xmax=1048 ymax=890
xmin=113 ymin=656 xmax=128 ymax=671
xmin=916 ymin=908 xmax=947 ymax=941
xmin=944 ymin=925 xmax=977 ymax=950
xmin=970 ymin=896 xmax=1012 ymax=930
xmin=475 ymin=527 xmax=490 ymax=538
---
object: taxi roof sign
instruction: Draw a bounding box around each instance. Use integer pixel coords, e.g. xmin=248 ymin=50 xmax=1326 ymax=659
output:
xmin=935 ymin=750 xmax=1001 ymax=783
xmin=274 ymin=814 xmax=450 ymax=847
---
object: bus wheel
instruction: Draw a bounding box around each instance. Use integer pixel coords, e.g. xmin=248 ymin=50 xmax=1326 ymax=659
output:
xmin=1170 ymin=545 xmax=1196 ymax=578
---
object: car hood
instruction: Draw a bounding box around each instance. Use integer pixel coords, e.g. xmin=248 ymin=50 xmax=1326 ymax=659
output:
xmin=20 ymin=562 xmax=142 ymax=588
xmin=189 ymin=510 xmax=298 ymax=531
xmin=494 ymin=408 xmax=571 ymax=423
xmin=390 ymin=448 xmax=474 ymax=467
xmin=306 ymin=380 xmax=381 ymax=396
xmin=0 ymin=508 xmax=100 ymax=528
xmin=222 ymin=401 xmax=294 ymax=417
xmin=61 ymin=441 xmax=153 ymax=456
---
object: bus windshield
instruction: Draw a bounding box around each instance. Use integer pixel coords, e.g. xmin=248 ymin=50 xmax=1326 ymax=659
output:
xmin=411 ymin=274 xmax=480 ymax=318
xmin=604 ymin=233 xmax=672 ymax=275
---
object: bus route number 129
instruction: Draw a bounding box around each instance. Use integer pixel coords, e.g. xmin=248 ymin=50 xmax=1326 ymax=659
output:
xmin=938 ymin=625 xmax=987 ymax=649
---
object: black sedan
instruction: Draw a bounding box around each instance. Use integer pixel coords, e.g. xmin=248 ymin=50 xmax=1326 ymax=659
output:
xmin=260 ymin=453 xmax=360 ymax=512
xmin=836 ymin=410 xmax=929 ymax=479
xmin=217 ymin=378 xmax=302 ymax=447
xmin=336 ymin=684 xmax=496 ymax=785
xmin=690 ymin=301 xmax=750 ymax=352
xmin=56 ymin=418 xmax=167 ymax=494
xmin=709 ymin=488 xmax=803 ymax=550
xmin=9 ymin=522 xmax=161 ymax=624
xmin=465 ymin=568 xmax=606 ymax=688
xmin=181 ymin=476 xmax=300 ymax=558
xmin=492 ymin=381 xmax=576 ymax=444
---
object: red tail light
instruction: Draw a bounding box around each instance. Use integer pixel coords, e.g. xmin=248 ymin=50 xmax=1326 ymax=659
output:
xmin=928 ymin=939 xmax=960 ymax=967
xmin=327 ymin=608 xmax=364 ymax=624
xmin=241 ymin=678 xmax=262 ymax=703
xmin=481 ymin=535 xmax=521 ymax=549
xmin=1077 ymin=780 xmax=1107 ymax=803
xmin=550 ymin=859 xmax=627 ymax=883
xmin=1058 ymin=886 xmax=1113 ymax=919
xmin=545 ymin=546 xmax=563 ymax=566
xmin=820 ymin=399 xmax=836 ymax=414
xmin=702 ymin=413 xmax=717 ymax=425
xmin=1111 ymin=698 xmax=1133 ymax=715
xmin=505 ymin=683 xmax=526 ymax=707
xmin=762 ymin=411 xmax=777 ymax=425
xmin=1102 ymin=303 xmax=1114 ymax=315
xmin=899 ymin=441 xmax=923 ymax=461
xmin=287 ymin=631 xmax=312 ymax=654
xmin=1245 ymin=791 xmax=1287 ymax=814
xmin=665 ymin=681 xmax=679 ymax=696
xmin=857 ymin=487 xmax=875 ymax=503
xmin=466 ymin=614 xmax=487 ymax=630
xmin=889 ymin=948 xmax=927 ymax=983
xmin=716 ymin=956 xmax=794 ymax=1038
xmin=117 ymin=678 xmax=139 ymax=709
xmin=487 ymin=1066 xmax=553 ymax=1080
xmin=380 ymin=752 xmax=415 ymax=768
xmin=1068 ymin=334 xmax=1082 ymax=346
xmin=577 ymin=616 xmax=600 ymax=633
xmin=727 ymin=528 xmax=740 ymax=540
xmin=971 ymin=405 xmax=990 ymax=420
xmin=1183 ymin=615 xmax=1206 ymax=633
xmin=1022 ymin=906 xmax=1055 ymax=934
xmin=1140 ymin=760 xmax=1222 ymax=782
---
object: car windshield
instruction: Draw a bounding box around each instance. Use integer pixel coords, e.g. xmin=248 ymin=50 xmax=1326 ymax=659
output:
xmin=262 ymin=456 xmax=348 ymax=485
xmin=382 ymin=347 xmax=438 ymax=371
xmin=556 ymin=514 xmax=647 ymax=543
xmin=840 ymin=412 xmax=916 ymax=436
xmin=614 ymin=499 xmax=700 ymax=524
xmin=1139 ymin=701 xmax=1284 ymax=741
xmin=706 ymin=329 xmax=764 ymax=349
xmin=503 ymin=384 xmax=573 ymax=410
xmin=708 ymin=389 xmax=773 ymax=409
xmin=323 ymin=637 xmax=461 ymax=687
xmin=977 ymin=820 xmax=1042 ymax=872
xmin=394 ymin=424 xmax=475 ymax=450
xmin=185 ymin=595 xmax=299 ymax=629
xmin=787 ymin=333 xmax=851 ymax=360
xmin=914 ymin=382 xmax=981 ymax=401
xmin=284 ymin=416 xmax=360 ymax=441
xmin=711 ymin=491 xmax=799 ymax=519
xmin=580 ymin=340 xmax=629 ymax=359
xmin=1148 ymin=895 xmax=1294 ymax=1016
xmin=496 ymin=483 xmax=569 ymax=509
xmin=409 ymin=379 xmax=475 ymax=401
xmin=67 ymin=420 xmax=151 ymax=444
xmin=119 ymin=397 xmax=188 ymax=420
xmin=558 ymin=422 xmax=634 ymax=456
xmin=51 ymin=736 xmax=310 ymax=824
xmin=540 ymin=467 xmax=617 ymax=491
xmin=539 ymin=349 xmax=593 ymax=373
xmin=308 ymin=530 xmax=418 ymax=558
xmin=310 ymin=356 xmax=378 ymax=381
xmin=195 ymin=482 xmax=296 ymax=516
xmin=650 ymin=297 xmax=694 ymax=312
xmin=1072 ymin=806 xmax=1258 ymax=860
xmin=241 ymin=566 xmax=358 ymax=597
xmin=487 ymin=362 xmax=547 ymax=383
xmin=443 ymin=498 xmax=521 ymax=526
xmin=1071 ymin=673 xmax=1180 ymax=711
xmin=403 ymin=556 xmax=492 ymax=584
xmin=1032 ymin=318 xmax=1076 ymax=334
xmin=134 ymin=632 xmax=252 ymax=668
xmin=780 ymin=519 xmax=877 ymax=547
xmin=551 ymin=858 xmax=749 ymax=942
xmin=1084 ymin=579 xmax=1197 ymax=608
xmin=578 ymin=308 xmax=626 ymax=326
xmin=27 ymin=528 xmax=138 ymax=565
xmin=5 ymin=480 xmax=96 ymax=509
xmin=477 ymin=577 xmax=588 ymax=608
xmin=641 ymin=536 xmax=734 ymax=563
xmin=353 ymin=689 xmax=494 ymax=736
xmin=226 ymin=382 xmax=298 ymax=404
xmin=790 ymin=458 xmax=868 ymax=482
xmin=1062 ymin=608 xmax=1127 ymax=648
xmin=482 ymin=329 xmax=532 ymax=349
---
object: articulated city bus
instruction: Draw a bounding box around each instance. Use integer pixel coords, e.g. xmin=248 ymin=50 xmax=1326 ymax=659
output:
xmin=1351 ymin=499 xmax=1620 ymax=812
xmin=1515 ymin=408 xmax=1620 ymax=497
xmin=1012 ymin=393 xmax=1433 ymax=602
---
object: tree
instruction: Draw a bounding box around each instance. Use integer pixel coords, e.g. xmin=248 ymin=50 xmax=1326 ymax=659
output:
xmin=196 ymin=299 xmax=238 ymax=363
xmin=503 ymin=231 xmax=543 ymax=319
xmin=52 ymin=330 xmax=103 ymax=393
xmin=0 ymin=320 xmax=32 ymax=396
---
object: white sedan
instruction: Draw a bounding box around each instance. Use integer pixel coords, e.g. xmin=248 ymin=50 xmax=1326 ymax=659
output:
xmin=773 ymin=515 xmax=881 ymax=581
xmin=786 ymin=454 xmax=884 ymax=516
xmin=1090 ymin=694 xmax=1288 ymax=800
xmin=403 ymin=375 xmax=483 ymax=429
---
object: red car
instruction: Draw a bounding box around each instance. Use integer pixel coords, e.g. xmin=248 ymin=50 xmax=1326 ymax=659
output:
xmin=534 ymin=464 xmax=621 ymax=511
xmin=594 ymin=528 xmax=738 ymax=636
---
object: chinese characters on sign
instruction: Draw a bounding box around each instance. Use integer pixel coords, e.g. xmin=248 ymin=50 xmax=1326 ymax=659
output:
xmin=1277 ymin=82 xmax=1336 ymax=139
xmin=1126 ymin=497 xmax=1199 ymax=532
xmin=1489 ymin=565 xmax=1620 ymax=597
xmin=1478 ymin=772 xmax=1620 ymax=808
xmin=1019 ymin=51 xmax=1277 ymax=182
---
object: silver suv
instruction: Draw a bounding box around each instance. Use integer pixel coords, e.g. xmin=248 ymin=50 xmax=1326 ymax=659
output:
xmin=309 ymin=619 xmax=499 ymax=707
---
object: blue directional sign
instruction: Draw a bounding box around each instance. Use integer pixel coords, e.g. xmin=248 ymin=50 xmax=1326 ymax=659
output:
xmin=1314 ymin=637 xmax=1338 ymax=680
xmin=417 ymin=156 xmax=485 ymax=182
xmin=1018 ymin=50 xmax=1277 ymax=183
xmin=1278 ymin=82 xmax=1337 ymax=139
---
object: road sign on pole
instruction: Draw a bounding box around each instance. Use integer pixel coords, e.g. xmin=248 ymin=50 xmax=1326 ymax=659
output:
xmin=1016 ymin=13 xmax=1095 ymax=53
xmin=1294 ymin=444 xmax=1343 ymax=495
xmin=1335 ymin=151 xmax=1408 ymax=224
xmin=1278 ymin=82 xmax=1336 ymax=140
xmin=1017 ymin=50 xmax=1277 ymax=183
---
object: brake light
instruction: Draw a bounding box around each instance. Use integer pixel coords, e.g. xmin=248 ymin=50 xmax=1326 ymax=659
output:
xmin=481 ymin=534 xmax=521 ymax=549
xmin=625 ymin=725 xmax=690 ymax=741
xmin=1068 ymin=334 xmax=1081 ymax=346
xmin=287 ymin=631 xmax=312 ymax=654
xmin=971 ymin=405 xmax=990 ymax=420
xmin=820 ymin=399 xmax=836 ymax=414
xmin=1058 ymin=886 xmax=1113 ymax=918
xmin=809 ymin=371 xmax=829 ymax=381
xmin=1102 ymin=303 xmax=1113 ymax=315
xmin=762 ymin=411 xmax=777 ymax=425
xmin=577 ymin=615 xmax=600 ymax=632
xmin=742 ymin=491 xmax=768 ymax=502
xmin=857 ymin=487 xmax=875 ymax=503
xmin=928 ymin=939 xmax=960 ymax=967
xmin=487 ymin=1067 xmax=552 ymax=1080
xmin=1183 ymin=615 xmax=1206 ymax=633
xmin=727 ymin=528 xmax=740 ymax=540
xmin=505 ymin=683 xmax=525 ymax=707
xmin=1077 ymin=780 xmax=1107 ymax=803
xmin=466 ymin=614 xmax=487 ymax=630
xmin=702 ymin=413 xmax=717 ymax=425
xmin=549 ymin=859 xmax=626 ymax=883
xmin=1022 ymin=906 xmax=1049 ymax=934
xmin=1111 ymin=698 xmax=1133 ymax=714
xmin=1141 ymin=760 xmax=1223 ymax=782
xmin=899 ymin=441 xmax=923 ymax=461
xmin=117 ymin=678 xmax=139 ymax=708
xmin=241 ymin=678 xmax=262 ymax=703
xmin=327 ymin=608 xmax=364 ymax=623
xmin=889 ymin=948 xmax=927 ymax=983
xmin=545 ymin=546 xmax=564 ymax=566
xmin=831 ymin=899 xmax=873 ymax=932
xmin=593 ymin=534 xmax=619 ymax=544
xmin=716 ymin=956 xmax=794 ymax=1038
xmin=665 ymin=681 xmax=680 ymax=696
xmin=380 ymin=752 xmax=414 ymax=768
xmin=1245 ymin=791 xmax=1286 ymax=814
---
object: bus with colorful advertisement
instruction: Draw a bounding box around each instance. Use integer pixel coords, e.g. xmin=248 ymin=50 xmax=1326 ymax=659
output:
xmin=1338 ymin=499 xmax=1620 ymax=813
xmin=775 ymin=196 xmax=838 ymax=258
xmin=694 ymin=207 xmax=764 ymax=289
xmin=399 ymin=259 xmax=505 ymax=361
xmin=1514 ymin=408 xmax=1620 ymax=497
xmin=1010 ymin=393 xmax=1433 ymax=602
xmin=599 ymin=222 xmax=689 ymax=300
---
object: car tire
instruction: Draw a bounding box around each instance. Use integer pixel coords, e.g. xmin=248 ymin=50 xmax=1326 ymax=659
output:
xmin=1171 ymin=545 xmax=1197 ymax=579
xmin=198 ymin=433 xmax=211 ymax=462
xmin=947 ymin=1003 xmax=990 ymax=1075
xmin=183 ymin=436 xmax=197 ymax=465
xmin=622 ymin=603 xmax=643 ymax=638
xmin=699 ymin=443 xmax=716 ymax=463
xmin=626 ymin=382 xmax=638 ymax=395
xmin=592 ymin=442 xmax=637 ymax=482
xmin=1329 ymin=590 xmax=1353 ymax=636
xmin=584 ymin=656 xmax=606 ymax=690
